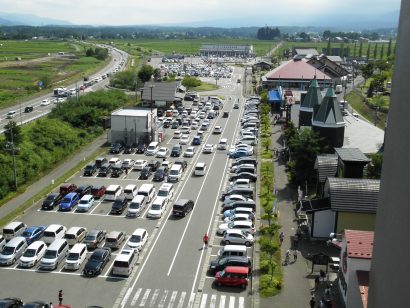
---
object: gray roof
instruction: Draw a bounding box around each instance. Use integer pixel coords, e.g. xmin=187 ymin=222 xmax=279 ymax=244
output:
xmin=327 ymin=56 xmax=342 ymax=63
xmin=141 ymin=82 xmax=183 ymax=102
xmin=315 ymin=155 xmax=338 ymax=183
xmin=313 ymin=88 xmax=345 ymax=127
xmin=300 ymin=79 xmax=323 ymax=110
xmin=325 ymin=177 xmax=380 ymax=213
xmin=335 ymin=148 xmax=371 ymax=163
xmin=295 ymin=48 xmax=319 ymax=56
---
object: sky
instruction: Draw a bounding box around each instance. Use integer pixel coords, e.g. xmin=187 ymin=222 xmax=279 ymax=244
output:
xmin=0 ymin=0 xmax=402 ymax=27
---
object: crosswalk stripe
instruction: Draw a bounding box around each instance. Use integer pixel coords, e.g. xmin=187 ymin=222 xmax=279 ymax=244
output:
xmin=158 ymin=290 xmax=169 ymax=308
xmin=149 ymin=289 xmax=160 ymax=307
xmin=176 ymin=291 xmax=186 ymax=308
xmin=209 ymin=294 xmax=217 ymax=308
xmin=187 ymin=293 xmax=196 ymax=308
xmin=168 ymin=290 xmax=178 ymax=308
xmin=139 ymin=289 xmax=151 ymax=306
xmin=200 ymin=294 xmax=208 ymax=308
xmin=229 ymin=296 xmax=235 ymax=308
xmin=219 ymin=295 xmax=226 ymax=308
xmin=130 ymin=288 xmax=142 ymax=306
xmin=238 ymin=297 xmax=245 ymax=308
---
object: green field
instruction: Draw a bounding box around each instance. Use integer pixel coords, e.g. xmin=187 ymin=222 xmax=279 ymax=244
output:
xmin=101 ymin=38 xmax=276 ymax=57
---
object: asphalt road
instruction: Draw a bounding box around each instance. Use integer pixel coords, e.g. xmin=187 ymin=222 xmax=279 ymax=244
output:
xmin=0 ymin=45 xmax=128 ymax=132
xmin=0 ymin=66 xmax=255 ymax=307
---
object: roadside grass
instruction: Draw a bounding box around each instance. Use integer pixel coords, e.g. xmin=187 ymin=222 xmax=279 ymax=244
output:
xmin=192 ymin=82 xmax=219 ymax=92
xmin=346 ymin=89 xmax=387 ymax=130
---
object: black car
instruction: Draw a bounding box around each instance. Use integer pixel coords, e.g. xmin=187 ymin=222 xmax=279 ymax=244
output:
xmin=23 ymin=301 xmax=49 ymax=308
xmin=0 ymin=298 xmax=24 ymax=307
xmin=41 ymin=193 xmax=63 ymax=210
xmin=111 ymin=166 xmax=124 ymax=178
xmin=123 ymin=145 xmax=135 ymax=154
xmin=163 ymin=121 xmax=170 ymax=128
xmin=95 ymin=157 xmax=108 ymax=168
xmin=221 ymin=200 xmax=256 ymax=212
xmin=83 ymin=163 xmax=97 ymax=176
xmin=171 ymin=121 xmax=179 ymax=129
xmin=174 ymin=159 xmax=188 ymax=171
xmin=110 ymin=195 xmax=128 ymax=214
xmin=172 ymin=199 xmax=194 ymax=217
xmin=83 ymin=230 xmax=106 ymax=249
xmin=223 ymin=111 xmax=229 ymax=118
xmin=139 ymin=166 xmax=152 ymax=179
xmin=231 ymin=158 xmax=257 ymax=167
xmin=171 ymin=144 xmax=182 ymax=157
xmin=83 ymin=247 xmax=111 ymax=276
xmin=98 ymin=163 xmax=112 ymax=177
xmin=229 ymin=172 xmax=258 ymax=183
xmin=209 ymin=256 xmax=251 ymax=275
xmin=24 ymin=106 xmax=34 ymax=113
xmin=153 ymin=166 xmax=168 ymax=182
xmin=221 ymin=186 xmax=254 ymax=201
xmin=157 ymin=110 xmax=164 ymax=117
xmin=110 ymin=143 xmax=124 ymax=154
xmin=147 ymin=160 xmax=161 ymax=171
xmin=75 ymin=185 xmax=93 ymax=198
xmin=136 ymin=143 xmax=147 ymax=154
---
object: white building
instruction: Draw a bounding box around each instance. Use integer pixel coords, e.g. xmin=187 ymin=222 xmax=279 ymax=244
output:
xmin=109 ymin=108 xmax=157 ymax=145
xmin=200 ymin=44 xmax=254 ymax=57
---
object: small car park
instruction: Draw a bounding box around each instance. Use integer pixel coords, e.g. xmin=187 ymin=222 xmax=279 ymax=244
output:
xmin=75 ymin=185 xmax=93 ymax=198
xmin=64 ymin=227 xmax=87 ymax=246
xmin=83 ymin=247 xmax=111 ymax=277
xmin=223 ymin=229 xmax=254 ymax=246
xmin=122 ymin=159 xmax=135 ymax=170
xmin=174 ymin=159 xmax=188 ymax=171
xmin=156 ymin=147 xmax=169 ymax=158
xmin=110 ymin=195 xmax=128 ymax=215
xmin=60 ymin=183 xmax=77 ymax=196
xmin=209 ymin=256 xmax=251 ymax=275
xmin=139 ymin=166 xmax=152 ymax=179
xmin=77 ymin=195 xmax=95 ymax=212
xmin=215 ymin=266 xmax=249 ymax=288
xmin=83 ymin=164 xmax=97 ymax=176
xmin=153 ymin=166 xmax=168 ymax=182
xmin=65 ymin=243 xmax=87 ymax=270
xmin=127 ymin=195 xmax=147 ymax=217
xmin=217 ymin=220 xmax=256 ymax=236
xmin=0 ymin=237 xmax=28 ymax=266
xmin=111 ymin=166 xmax=124 ymax=178
xmin=133 ymin=159 xmax=147 ymax=171
xmin=110 ymin=143 xmax=124 ymax=154
xmin=98 ymin=163 xmax=112 ymax=177
xmin=147 ymin=160 xmax=161 ymax=171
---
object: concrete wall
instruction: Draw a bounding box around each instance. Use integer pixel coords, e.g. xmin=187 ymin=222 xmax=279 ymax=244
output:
xmin=312 ymin=209 xmax=336 ymax=238
xmin=336 ymin=212 xmax=376 ymax=234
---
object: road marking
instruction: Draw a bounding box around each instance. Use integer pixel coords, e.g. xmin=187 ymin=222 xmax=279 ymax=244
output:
xmin=229 ymin=296 xmax=236 ymax=308
xmin=168 ymin=290 xmax=178 ymax=308
xmin=149 ymin=289 xmax=160 ymax=307
xmin=176 ymin=291 xmax=186 ymax=308
xmin=200 ymin=294 xmax=208 ymax=308
xmin=130 ymin=288 xmax=142 ymax=306
xmin=238 ymin=297 xmax=245 ymax=308
xmin=121 ymin=288 xmax=133 ymax=307
xmin=209 ymin=294 xmax=217 ymax=308
xmin=187 ymin=293 xmax=195 ymax=308
xmin=139 ymin=289 xmax=151 ymax=306
xmin=219 ymin=295 xmax=226 ymax=308
xmin=157 ymin=289 xmax=169 ymax=308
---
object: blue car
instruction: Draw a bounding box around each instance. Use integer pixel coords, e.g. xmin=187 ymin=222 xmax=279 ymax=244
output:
xmin=229 ymin=150 xmax=249 ymax=159
xmin=59 ymin=192 xmax=80 ymax=211
xmin=192 ymin=136 xmax=202 ymax=146
xmin=22 ymin=226 xmax=46 ymax=245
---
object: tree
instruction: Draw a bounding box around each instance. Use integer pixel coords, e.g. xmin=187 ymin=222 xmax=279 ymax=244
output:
xmin=387 ymin=38 xmax=392 ymax=57
xmin=109 ymin=70 xmax=137 ymax=90
xmin=85 ymin=48 xmax=94 ymax=57
xmin=360 ymin=63 xmax=374 ymax=80
xmin=373 ymin=43 xmax=378 ymax=59
xmin=358 ymin=41 xmax=363 ymax=57
xmin=323 ymin=30 xmax=331 ymax=39
xmin=257 ymin=26 xmax=281 ymax=40
xmin=326 ymin=39 xmax=331 ymax=55
xmin=4 ymin=121 xmax=22 ymax=145
xmin=181 ymin=76 xmax=201 ymax=90
xmin=340 ymin=42 xmax=345 ymax=57
xmin=153 ymin=68 xmax=161 ymax=81
xmin=366 ymin=44 xmax=371 ymax=60
xmin=380 ymin=45 xmax=384 ymax=59
xmin=353 ymin=41 xmax=357 ymax=57
xmin=366 ymin=154 xmax=383 ymax=179
xmin=137 ymin=64 xmax=154 ymax=83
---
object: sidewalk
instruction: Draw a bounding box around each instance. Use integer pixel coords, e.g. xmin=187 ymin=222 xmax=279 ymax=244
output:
xmin=0 ymin=134 xmax=107 ymax=222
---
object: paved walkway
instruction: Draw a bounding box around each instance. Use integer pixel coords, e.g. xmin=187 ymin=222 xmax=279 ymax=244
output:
xmin=0 ymin=134 xmax=107 ymax=222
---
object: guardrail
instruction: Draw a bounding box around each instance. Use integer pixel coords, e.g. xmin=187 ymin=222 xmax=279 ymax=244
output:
xmin=0 ymin=110 xmax=52 ymax=134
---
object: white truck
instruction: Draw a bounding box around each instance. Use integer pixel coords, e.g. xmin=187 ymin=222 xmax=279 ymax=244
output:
xmin=335 ymin=84 xmax=343 ymax=94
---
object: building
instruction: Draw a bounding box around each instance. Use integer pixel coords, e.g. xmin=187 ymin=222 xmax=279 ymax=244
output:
xmin=141 ymin=81 xmax=185 ymax=109
xmin=334 ymin=148 xmax=371 ymax=179
xmin=262 ymin=58 xmax=333 ymax=90
xmin=312 ymin=87 xmax=345 ymax=148
xmin=299 ymin=79 xmax=323 ymax=127
xmin=307 ymin=55 xmax=350 ymax=83
xmin=199 ymin=44 xmax=254 ymax=57
xmin=252 ymin=60 xmax=273 ymax=71
xmin=338 ymin=230 xmax=374 ymax=308
xmin=267 ymin=87 xmax=284 ymax=112
xmin=109 ymin=108 xmax=157 ymax=145
xmin=293 ymin=47 xmax=319 ymax=57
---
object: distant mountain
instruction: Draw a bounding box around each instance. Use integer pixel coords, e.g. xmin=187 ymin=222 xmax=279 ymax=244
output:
xmin=0 ymin=12 xmax=72 ymax=26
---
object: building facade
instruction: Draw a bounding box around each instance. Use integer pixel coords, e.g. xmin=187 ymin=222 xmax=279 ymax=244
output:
xmin=200 ymin=44 xmax=254 ymax=57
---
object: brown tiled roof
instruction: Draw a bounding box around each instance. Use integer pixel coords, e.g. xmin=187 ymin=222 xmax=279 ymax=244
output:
xmin=345 ymin=230 xmax=374 ymax=259
xmin=265 ymin=59 xmax=332 ymax=81
xmin=357 ymin=270 xmax=369 ymax=308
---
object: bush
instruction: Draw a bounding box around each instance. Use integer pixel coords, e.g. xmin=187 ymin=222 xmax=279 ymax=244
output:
xmin=260 ymin=275 xmax=282 ymax=297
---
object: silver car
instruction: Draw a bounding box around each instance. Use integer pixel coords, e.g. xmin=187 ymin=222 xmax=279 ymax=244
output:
xmin=223 ymin=229 xmax=254 ymax=246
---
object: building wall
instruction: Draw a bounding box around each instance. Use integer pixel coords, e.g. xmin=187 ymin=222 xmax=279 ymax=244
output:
xmin=110 ymin=113 xmax=154 ymax=145
xmin=336 ymin=212 xmax=376 ymax=234
xmin=299 ymin=110 xmax=313 ymax=127
xmin=312 ymin=209 xmax=336 ymax=238
xmin=312 ymin=126 xmax=345 ymax=148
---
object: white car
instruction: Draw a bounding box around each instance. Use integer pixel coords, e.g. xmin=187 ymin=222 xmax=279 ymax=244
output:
xmin=133 ymin=159 xmax=147 ymax=171
xmin=180 ymin=126 xmax=191 ymax=134
xmin=213 ymin=126 xmax=223 ymax=134
xmin=173 ymin=130 xmax=182 ymax=139
xmin=217 ymin=220 xmax=256 ymax=236
xmin=184 ymin=146 xmax=195 ymax=158
xmin=191 ymin=122 xmax=199 ymax=130
xmin=122 ymin=159 xmax=135 ymax=169
xmin=162 ymin=160 xmax=172 ymax=169
xmin=156 ymin=147 xmax=169 ymax=158
xmin=109 ymin=157 xmax=122 ymax=166
xmin=40 ymin=99 xmax=51 ymax=106
xmin=223 ymin=194 xmax=253 ymax=206
xmin=202 ymin=144 xmax=214 ymax=154
xmin=19 ymin=241 xmax=47 ymax=268
xmin=223 ymin=213 xmax=253 ymax=223
xmin=127 ymin=228 xmax=148 ymax=251
xmin=180 ymin=134 xmax=190 ymax=145
xmin=77 ymin=195 xmax=95 ymax=212
xmin=147 ymin=197 xmax=167 ymax=219
xmin=231 ymin=163 xmax=256 ymax=173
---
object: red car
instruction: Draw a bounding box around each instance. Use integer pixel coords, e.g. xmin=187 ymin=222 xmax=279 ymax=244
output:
xmin=60 ymin=183 xmax=77 ymax=196
xmin=215 ymin=266 xmax=249 ymax=289
xmin=91 ymin=185 xmax=106 ymax=199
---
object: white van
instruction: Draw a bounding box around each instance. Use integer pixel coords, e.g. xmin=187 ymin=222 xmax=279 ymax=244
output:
xmin=168 ymin=164 xmax=183 ymax=182
xmin=127 ymin=195 xmax=147 ymax=217
xmin=64 ymin=227 xmax=87 ymax=246
xmin=0 ymin=237 xmax=28 ymax=266
xmin=194 ymin=162 xmax=207 ymax=176
xmin=146 ymin=142 xmax=159 ymax=155
xmin=3 ymin=221 xmax=27 ymax=241
xmin=104 ymin=185 xmax=123 ymax=201
xmin=218 ymin=138 xmax=228 ymax=150
xmin=137 ymin=184 xmax=156 ymax=203
xmin=217 ymin=245 xmax=247 ymax=258
xmin=40 ymin=239 xmax=69 ymax=270
xmin=112 ymin=249 xmax=138 ymax=277
xmin=65 ymin=243 xmax=87 ymax=270
xmin=157 ymin=183 xmax=174 ymax=202
xmin=42 ymin=224 xmax=67 ymax=245
xmin=124 ymin=184 xmax=138 ymax=200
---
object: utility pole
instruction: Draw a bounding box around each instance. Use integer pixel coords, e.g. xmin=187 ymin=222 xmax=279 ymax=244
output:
xmin=150 ymin=84 xmax=155 ymax=142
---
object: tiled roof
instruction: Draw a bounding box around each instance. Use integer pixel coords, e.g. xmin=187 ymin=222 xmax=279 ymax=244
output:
xmin=295 ymin=48 xmax=319 ymax=56
xmin=300 ymin=79 xmax=323 ymax=110
xmin=335 ymin=148 xmax=371 ymax=163
xmin=357 ymin=271 xmax=370 ymax=308
xmin=312 ymin=87 xmax=345 ymax=127
xmin=345 ymin=230 xmax=374 ymax=259
xmin=265 ymin=59 xmax=332 ymax=81
xmin=314 ymin=155 xmax=338 ymax=183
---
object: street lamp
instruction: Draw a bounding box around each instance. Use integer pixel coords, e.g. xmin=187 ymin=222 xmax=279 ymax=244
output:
xmin=149 ymin=84 xmax=155 ymax=142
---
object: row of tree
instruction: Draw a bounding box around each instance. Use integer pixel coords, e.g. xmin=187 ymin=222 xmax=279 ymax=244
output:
xmin=257 ymin=26 xmax=281 ymax=40
xmin=323 ymin=30 xmax=380 ymax=41
xmin=85 ymin=47 xmax=109 ymax=60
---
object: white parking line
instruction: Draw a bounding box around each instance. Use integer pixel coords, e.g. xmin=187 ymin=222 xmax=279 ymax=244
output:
xmin=209 ymin=294 xmax=217 ymax=308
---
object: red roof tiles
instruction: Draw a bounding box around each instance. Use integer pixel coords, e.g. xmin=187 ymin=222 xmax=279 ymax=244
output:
xmin=357 ymin=270 xmax=369 ymax=308
xmin=345 ymin=229 xmax=374 ymax=259
xmin=265 ymin=59 xmax=332 ymax=81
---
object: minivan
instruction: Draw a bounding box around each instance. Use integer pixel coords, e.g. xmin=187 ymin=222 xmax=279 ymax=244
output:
xmin=218 ymin=138 xmax=228 ymax=150
xmin=111 ymin=195 xmax=128 ymax=214
xmin=42 ymin=224 xmax=67 ymax=245
xmin=168 ymin=164 xmax=183 ymax=182
xmin=105 ymin=231 xmax=126 ymax=250
xmin=215 ymin=266 xmax=249 ymax=288
xmin=40 ymin=239 xmax=69 ymax=270
xmin=146 ymin=142 xmax=159 ymax=155
xmin=194 ymin=162 xmax=207 ymax=176
xmin=124 ymin=184 xmax=138 ymax=200
xmin=127 ymin=195 xmax=147 ymax=217
xmin=157 ymin=183 xmax=174 ymax=202
xmin=98 ymin=163 xmax=112 ymax=177
xmin=172 ymin=199 xmax=194 ymax=217
xmin=3 ymin=221 xmax=26 ymax=241
xmin=104 ymin=184 xmax=123 ymax=201
xmin=112 ymin=249 xmax=138 ymax=277
xmin=64 ymin=227 xmax=87 ymax=246
xmin=0 ymin=237 xmax=28 ymax=266
xmin=65 ymin=243 xmax=87 ymax=270
xmin=137 ymin=184 xmax=156 ymax=203
xmin=217 ymin=245 xmax=247 ymax=258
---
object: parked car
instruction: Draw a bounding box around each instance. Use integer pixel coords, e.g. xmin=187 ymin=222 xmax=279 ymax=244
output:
xmin=91 ymin=185 xmax=106 ymax=199
xmin=209 ymin=256 xmax=251 ymax=275
xmin=98 ymin=163 xmax=112 ymax=177
xmin=83 ymin=247 xmax=111 ymax=277
xmin=156 ymin=147 xmax=169 ymax=158
xmin=171 ymin=144 xmax=182 ymax=157
xmin=77 ymin=195 xmax=95 ymax=212
xmin=111 ymin=166 xmax=124 ymax=178
xmin=59 ymin=183 xmax=77 ymax=196
xmin=18 ymin=241 xmax=47 ymax=268
xmin=174 ymin=159 xmax=188 ymax=171
xmin=22 ymin=226 xmax=46 ymax=245
xmin=110 ymin=143 xmax=124 ymax=154
xmin=59 ymin=192 xmax=80 ymax=211
xmin=127 ymin=228 xmax=148 ymax=251
xmin=147 ymin=160 xmax=161 ymax=171
xmin=215 ymin=266 xmax=249 ymax=288
xmin=105 ymin=231 xmax=126 ymax=250
xmin=122 ymin=159 xmax=135 ymax=170
xmin=41 ymin=193 xmax=62 ymax=210
xmin=110 ymin=196 xmax=128 ymax=215
xmin=136 ymin=143 xmax=147 ymax=154
xmin=83 ymin=164 xmax=97 ymax=176
xmin=139 ymin=166 xmax=152 ymax=179
xmin=134 ymin=160 xmax=147 ymax=171
xmin=83 ymin=230 xmax=106 ymax=250
xmin=75 ymin=185 xmax=93 ymax=198
xmin=184 ymin=146 xmax=195 ymax=158
xmin=153 ymin=167 xmax=168 ymax=182
xmin=223 ymin=229 xmax=254 ymax=246
xmin=123 ymin=145 xmax=135 ymax=154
